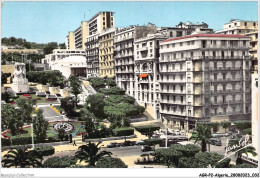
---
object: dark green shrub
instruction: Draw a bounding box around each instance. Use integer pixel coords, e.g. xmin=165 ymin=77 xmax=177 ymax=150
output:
xmin=11 ymin=137 xmax=32 ymax=145
xmin=113 ymin=127 xmax=134 ymax=137
xmin=34 ymin=146 xmax=55 ymax=157
xmin=1 ymin=138 xmax=11 ymax=147
xmin=242 ymin=128 xmax=252 ymax=135
xmin=43 ymin=156 xmax=77 ymax=168
xmin=170 ymin=144 xmax=201 ymax=157
xmin=96 ymin=157 xmax=128 ymax=168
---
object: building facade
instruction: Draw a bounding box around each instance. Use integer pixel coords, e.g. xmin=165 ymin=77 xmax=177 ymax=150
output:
xmin=66 ymin=22 xmax=88 ymax=50
xmin=114 ymin=24 xmax=158 ymax=97
xmin=245 ymin=32 xmax=258 ymax=73
xmin=85 ymin=33 xmax=99 ymax=78
xmin=88 ymin=11 xmax=115 ymax=35
xmin=159 ymin=34 xmax=252 ymax=131
xmin=99 ymin=28 xmax=115 ymax=78
xmin=215 ymin=19 xmax=258 ymax=35
xmin=134 ymin=33 xmax=167 ymax=119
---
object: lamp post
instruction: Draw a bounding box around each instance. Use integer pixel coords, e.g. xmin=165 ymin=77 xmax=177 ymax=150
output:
xmin=162 ymin=117 xmax=168 ymax=148
xmin=31 ymin=123 xmax=35 ymax=150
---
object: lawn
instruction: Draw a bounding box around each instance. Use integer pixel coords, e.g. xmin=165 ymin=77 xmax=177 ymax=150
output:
xmin=10 ymin=94 xmax=59 ymax=106
xmin=2 ymin=121 xmax=86 ymax=139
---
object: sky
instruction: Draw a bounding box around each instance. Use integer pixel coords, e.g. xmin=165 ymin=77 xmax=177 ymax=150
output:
xmin=1 ymin=1 xmax=258 ymax=44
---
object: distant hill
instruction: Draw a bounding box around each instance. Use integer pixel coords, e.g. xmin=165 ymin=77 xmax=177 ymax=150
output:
xmin=1 ymin=37 xmax=66 ymax=55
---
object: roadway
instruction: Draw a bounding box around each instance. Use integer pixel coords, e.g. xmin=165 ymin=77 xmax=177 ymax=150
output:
xmin=40 ymin=106 xmax=65 ymax=121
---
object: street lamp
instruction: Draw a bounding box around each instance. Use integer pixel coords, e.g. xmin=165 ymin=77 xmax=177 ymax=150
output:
xmin=162 ymin=117 xmax=168 ymax=148
xmin=31 ymin=123 xmax=35 ymax=149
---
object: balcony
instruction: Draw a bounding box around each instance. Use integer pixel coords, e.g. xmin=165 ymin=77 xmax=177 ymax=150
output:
xmin=159 ymin=80 xmax=186 ymax=83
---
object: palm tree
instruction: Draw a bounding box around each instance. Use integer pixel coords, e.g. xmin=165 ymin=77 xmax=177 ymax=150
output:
xmin=235 ymin=146 xmax=257 ymax=165
xmin=75 ymin=141 xmax=112 ymax=166
xmin=2 ymin=148 xmax=42 ymax=168
xmin=190 ymin=124 xmax=211 ymax=152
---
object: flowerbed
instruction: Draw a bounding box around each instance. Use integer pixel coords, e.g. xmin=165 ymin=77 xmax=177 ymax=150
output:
xmin=23 ymin=94 xmax=31 ymax=97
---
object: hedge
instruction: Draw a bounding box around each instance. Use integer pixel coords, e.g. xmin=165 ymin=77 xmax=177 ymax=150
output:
xmin=34 ymin=146 xmax=55 ymax=157
xmin=170 ymin=144 xmax=201 ymax=158
xmin=43 ymin=156 xmax=77 ymax=168
xmin=96 ymin=157 xmax=128 ymax=168
xmin=113 ymin=127 xmax=134 ymax=137
xmin=1 ymin=138 xmax=11 ymax=147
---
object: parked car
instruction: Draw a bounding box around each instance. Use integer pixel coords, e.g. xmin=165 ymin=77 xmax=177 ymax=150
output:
xmin=107 ymin=142 xmax=121 ymax=148
xmin=174 ymin=130 xmax=180 ymax=135
xmin=135 ymin=140 xmax=145 ymax=145
xmin=122 ymin=141 xmax=135 ymax=147
xmin=180 ymin=130 xmax=186 ymax=136
xmin=209 ymin=138 xmax=222 ymax=146
xmin=141 ymin=145 xmax=155 ymax=152
xmin=212 ymin=132 xmax=224 ymax=138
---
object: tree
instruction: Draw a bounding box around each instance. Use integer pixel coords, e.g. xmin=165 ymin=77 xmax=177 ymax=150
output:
xmin=154 ymin=148 xmax=183 ymax=168
xmin=1 ymin=72 xmax=11 ymax=86
xmin=2 ymin=148 xmax=42 ymax=168
xmin=75 ymin=142 xmax=112 ymax=166
xmin=43 ymin=42 xmax=58 ymax=55
xmin=235 ymin=146 xmax=257 ymax=165
xmin=105 ymin=79 xmax=117 ymax=87
xmin=68 ymin=75 xmax=82 ymax=105
xmin=60 ymin=97 xmax=76 ymax=116
xmin=135 ymin=125 xmax=160 ymax=139
xmin=59 ymin=43 xmax=66 ymax=49
xmin=96 ymin=157 xmax=127 ymax=168
xmin=86 ymin=94 xmax=106 ymax=119
xmin=1 ymin=104 xmax=24 ymax=135
xmin=16 ymin=97 xmax=36 ymax=123
xmin=242 ymin=128 xmax=252 ymax=135
xmin=234 ymin=121 xmax=251 ymax=131
xmin=113 ymin=127 xmax=134 ymax=142
xmin=220 ymin=121 xmax=231 ymax=133
xmin=178 ymin=152 xmax=230 ymax=168
xmin=1 ymin=91 xmax=12 ymax=103
xmin=81 ymin=109 xmax=95 ymax=138
xmin=99 ymin=86 xmax=125 ymax=95
xmin=189 ymin=124 xmax=211 ymax=152
xmin=87 ymin=77 xmax=106 ymax=89
xmin=170 ymin=144 xmax=201 ymax=158
xmin=144 ymin=139 xmax=163 ymax=150
xmin=33 ymin=109 xmax=48 ymax=143
xmin=57 ymin=128 xmax=66 ymax=141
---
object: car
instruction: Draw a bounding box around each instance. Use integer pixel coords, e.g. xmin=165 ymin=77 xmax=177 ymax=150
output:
xmin=135 ymin=140 xmax=146 ymax=145
xmin=174 ymin=130 xmax=180 ymax=135
xmin=209 ymin=138 xmax=222 ymax=146
xmin=180 ymin=130 xmax=186 ymax=136
xmin=107 ymin=142 xmax=121 ymax=148
xmin=141 ymin=145 xmax=155 ymax=152
xmin=122 ymin=141 xmax=135 ymax=147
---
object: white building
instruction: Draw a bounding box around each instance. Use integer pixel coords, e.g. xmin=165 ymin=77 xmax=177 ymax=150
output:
xmin=159 ymin=34 xmax=251 ymax=131
xmin=42 ymin=49 xmax=87 ymax=79
xmin=134 ymin=33 xmax=167 ymax=119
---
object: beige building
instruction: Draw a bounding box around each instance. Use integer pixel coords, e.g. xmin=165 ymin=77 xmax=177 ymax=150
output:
xmin=159 ymin=34 xmax=251 ymax=131
xmin=245 ymin=32 xmax=258 ymax=73
xmin=99 ymin=28 xmax=115 ymax=78
xmin=66 ymin=21 xmax=88 ymax=50
xmin=215 ymin=19 xmax=258 ymax=35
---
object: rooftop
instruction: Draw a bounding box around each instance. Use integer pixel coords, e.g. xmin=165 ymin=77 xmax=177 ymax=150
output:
xmin=162 ymin=34 xmax=249 ymax=43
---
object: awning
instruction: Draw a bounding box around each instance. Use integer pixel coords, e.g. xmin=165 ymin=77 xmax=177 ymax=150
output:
xmin=139 ymin=74 xmax=148 ymax=78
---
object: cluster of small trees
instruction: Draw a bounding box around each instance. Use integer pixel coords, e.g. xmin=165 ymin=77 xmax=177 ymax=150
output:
xmin=87 ymin=77 xmax=116 ymax=90
xmin=26 ymin=70 xmax=65 ymax=87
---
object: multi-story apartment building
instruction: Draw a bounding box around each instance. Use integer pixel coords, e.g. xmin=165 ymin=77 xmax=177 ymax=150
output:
xmin=215 ymin=19 xmax=258 ymax=35
xmin=99 ymin=28 xmax=115 ymax=78
xmin=85 ymin=33 xmax=99 ymax=78
xmin=216 ymin=20 xmax=258 ymax=73
xmin=245 ymin=32 xmax=258 ymax=73
xmin=66 ymin=11 xmax=114 ymax=51
xmin=66 ymin=22 xmax=88 ymax=50
xmin=134 ymin=33 xmax=167 ymax=119
xmin=114 ymin=23 xmax=157 ymax=97
xmin=159 ymin=34 xmax=251 ymax=131
xmin=88 ymin=12 xmax=115 ymax=35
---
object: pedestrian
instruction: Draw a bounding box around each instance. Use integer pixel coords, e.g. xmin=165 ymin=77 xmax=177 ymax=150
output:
xmin=73 ymin=140 xmax=77 ymax=146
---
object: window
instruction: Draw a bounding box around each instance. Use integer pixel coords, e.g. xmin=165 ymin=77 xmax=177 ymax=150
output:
xmin=181 ymin=96 xmax=183 ymax=103
xmin=173 ymin=85 xmax=175 ymax=91
xmin=180 ymin=42 xmax=183 ymax=46
xmin=180 ymin=108 xmax=183 ymax=113
xmin=173 ymin=95 xmax=176 ymax=101
xmin=245 ymin=22 xmax=247 ymax=26
xmin=172 ymin=44 xmax=175 ymax=47
xmin=181 ymin=85 xmax=183 ymax=92
xmin=223 ymin=73 xmax=226 ymax=80
xmin=167 ymin=44 xmax=169 ymax=48
xmin=191 ymin=41 xmax=194 ymax=45
xmin=180 ymin=63 xmax=183 ymax=70
xmin=150 ymin=42 xmax=152 ymax=46
xmin=172 ymin=64 xmax=175 ymax=70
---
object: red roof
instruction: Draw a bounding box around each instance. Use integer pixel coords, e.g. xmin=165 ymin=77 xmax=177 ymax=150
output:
xmin=162 ymin=34 xmax=249 ymax=43
xmin=139 ymin=74 xmax=148 ymax=78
